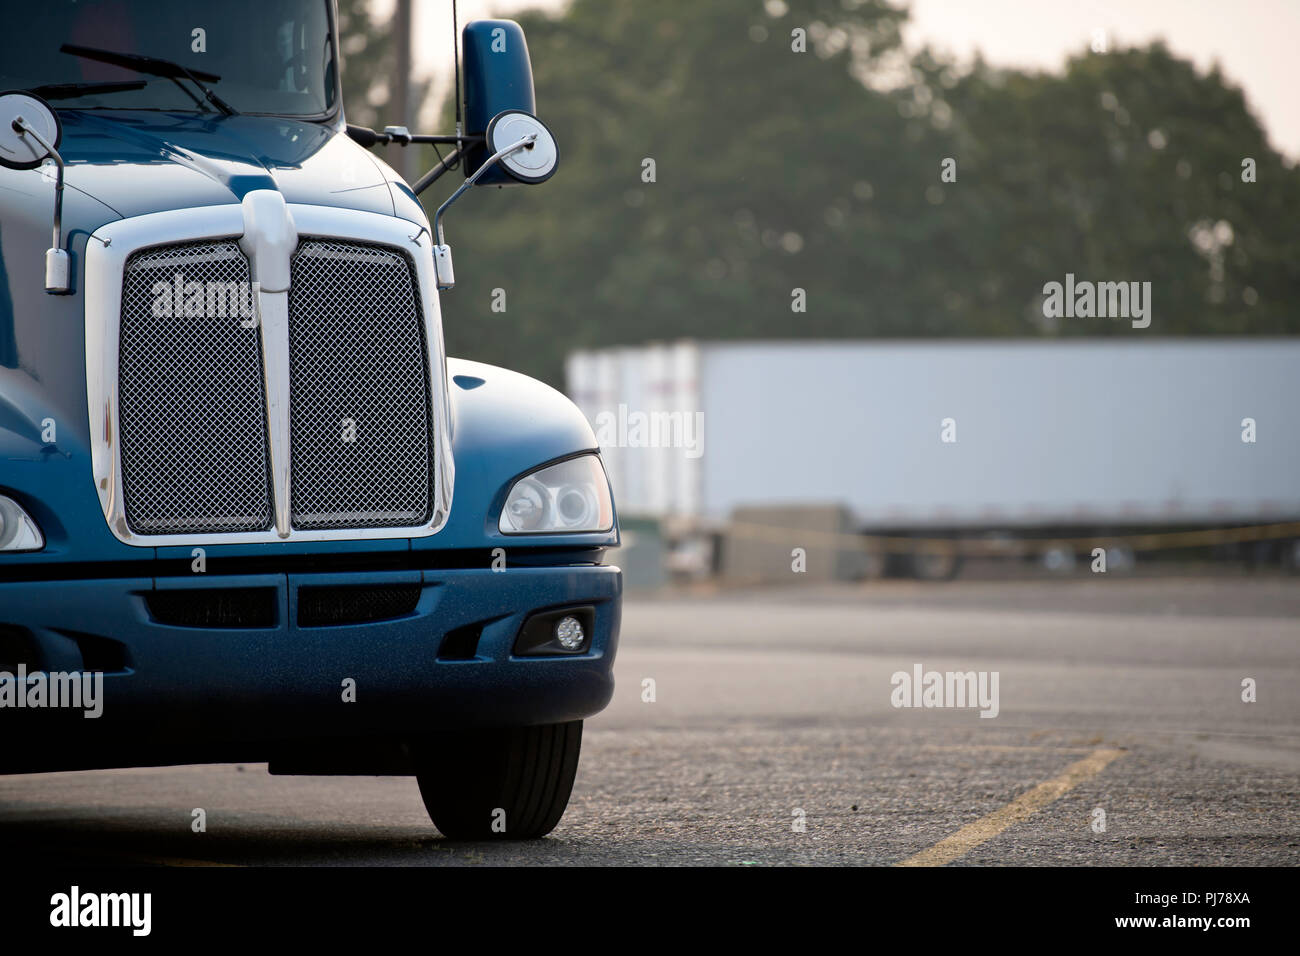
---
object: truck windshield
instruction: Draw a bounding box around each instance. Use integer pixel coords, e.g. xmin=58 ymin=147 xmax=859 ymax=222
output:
xmin=0 ymin=0 xmax=336 ymax=117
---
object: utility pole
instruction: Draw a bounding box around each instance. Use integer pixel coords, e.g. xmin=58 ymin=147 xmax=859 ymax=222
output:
xmin=391 ymin=0 xmax=414 ymax=181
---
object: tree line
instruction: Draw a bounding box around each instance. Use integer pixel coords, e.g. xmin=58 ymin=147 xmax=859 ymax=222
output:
xmin=338 ymin=0 xmax=1300 ymax=386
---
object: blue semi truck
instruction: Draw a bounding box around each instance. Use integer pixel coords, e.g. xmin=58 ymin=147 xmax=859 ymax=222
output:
xmin=0 ymin=1 xmax=620 ymax=839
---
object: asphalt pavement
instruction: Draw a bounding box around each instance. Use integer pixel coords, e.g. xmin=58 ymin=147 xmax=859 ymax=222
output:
xmin=2 ymin=576 xmax=1297 ymax=865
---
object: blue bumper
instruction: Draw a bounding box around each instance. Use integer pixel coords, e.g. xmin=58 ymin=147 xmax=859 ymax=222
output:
xmin=0 ymin=564 xmax=621 ymax=772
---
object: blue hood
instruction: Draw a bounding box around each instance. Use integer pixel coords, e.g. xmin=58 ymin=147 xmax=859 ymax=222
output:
xmin=53 ymin=109 xmax=417 ymax=223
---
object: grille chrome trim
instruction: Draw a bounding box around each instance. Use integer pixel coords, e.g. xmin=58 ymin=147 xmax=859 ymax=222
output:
xmin=238 ymin=189 xmax=299 ymax=538
xmin=85 ymin=202 xmax=455 ymax=546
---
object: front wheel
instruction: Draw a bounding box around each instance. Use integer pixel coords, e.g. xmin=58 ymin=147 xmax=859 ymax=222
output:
xmin=414 ymin=721 xmax=583 ymax=839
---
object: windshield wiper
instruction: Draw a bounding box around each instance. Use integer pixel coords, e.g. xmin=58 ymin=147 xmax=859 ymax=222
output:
xmin=59 ymin=44 xmax=237 ymax=116
xmin=28 ymin=81 xmax=148 ymax=100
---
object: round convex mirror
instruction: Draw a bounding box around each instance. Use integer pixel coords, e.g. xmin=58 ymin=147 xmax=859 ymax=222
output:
xmin=486 ymin=109 xmax=559 ymax=185
xmin=0 ymin=91 xmax=62 ymax=170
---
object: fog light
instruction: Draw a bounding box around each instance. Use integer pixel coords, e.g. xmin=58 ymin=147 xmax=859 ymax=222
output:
xmin=555 ymin=616 xmax=584 ymax=650
xmin=513 ymin=606 xmax=595 ymax=656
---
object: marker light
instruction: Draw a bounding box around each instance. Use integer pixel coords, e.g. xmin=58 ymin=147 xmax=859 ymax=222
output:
xmin=0 ymin=495 xmax=44 ymax=551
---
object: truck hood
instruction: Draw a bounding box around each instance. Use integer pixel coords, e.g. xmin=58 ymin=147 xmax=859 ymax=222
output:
xmin=54 ymin=109 xmax=406 ymax=224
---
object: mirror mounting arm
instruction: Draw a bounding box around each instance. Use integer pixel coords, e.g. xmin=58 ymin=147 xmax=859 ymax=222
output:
xmin=13 ymin=116 xmax=69 ymax=294
xmin=430 ymin=134 xmax=536 ymax=291
xmin=345 ymin=124 xmax=484 ymax=149
xmin=345 ymin=125 xmax=488 ymax=194
xmin=433 ymin=134 xmax=535 ymax=245
xmin=411 ymin=144 xmax=468 ymax=195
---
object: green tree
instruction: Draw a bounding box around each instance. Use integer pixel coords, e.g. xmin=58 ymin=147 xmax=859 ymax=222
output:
xmin=416 ymin=0 xmax=1300 ymax=385
xmin=335 ymin=0 xmax=395 ymax=130
xmin=929 ymin=42 xmax=1300 ymax=336
xmin=425 ymin=0 xmax=915 ymax=382
xmin=335 ymin=0 xmax=431 ymax=142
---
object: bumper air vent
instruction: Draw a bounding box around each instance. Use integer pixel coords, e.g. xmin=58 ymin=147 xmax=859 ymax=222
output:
xmin=146 ymin=589 xmax=278 ymax=629
xmin=297 ymin=584 xmax=422 ymax=627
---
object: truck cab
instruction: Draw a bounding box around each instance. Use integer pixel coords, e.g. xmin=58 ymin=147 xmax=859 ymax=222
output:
xmin=0 ymin=0 xmax=620 ymax=839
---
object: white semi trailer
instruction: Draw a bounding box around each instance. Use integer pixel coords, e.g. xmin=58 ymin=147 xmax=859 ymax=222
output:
xmin=567 ymin=339 xmax=1300 ymax=578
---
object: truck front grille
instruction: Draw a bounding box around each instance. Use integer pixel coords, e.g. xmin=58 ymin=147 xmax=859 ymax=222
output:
xmin=288 ymin=240 xmax=432 ymax=529
xmin=116 ymin=238 xmax=433 ymax=537
xmin=118 ymin=241 xmax=273 ymax=534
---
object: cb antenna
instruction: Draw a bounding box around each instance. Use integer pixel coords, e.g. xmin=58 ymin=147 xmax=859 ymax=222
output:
xmin=452 ymin=0 xmax=462 ymax=145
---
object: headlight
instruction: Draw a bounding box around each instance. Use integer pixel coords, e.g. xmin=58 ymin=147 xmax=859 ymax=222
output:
xmin=499 ymin=455 xmax=614 ymax=534
xmin=0 ymin=495 xmax=43 ymax=552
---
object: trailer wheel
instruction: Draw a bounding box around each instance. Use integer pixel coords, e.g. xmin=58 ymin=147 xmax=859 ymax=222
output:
xmin=414 ymin=721 xmax=583 ymax=840
xmin=1282 ymin=539 xmax=1300 ymax=575
xmin=843 ymin=541 xmax=886 ymax=580
xmin=1041 ymin=543 xmax=1077 ymax=573
xmin=904 ymin=542 xmax=962 ymax=581
xmin=1244 ymin=540 xmax=1277 ymax=570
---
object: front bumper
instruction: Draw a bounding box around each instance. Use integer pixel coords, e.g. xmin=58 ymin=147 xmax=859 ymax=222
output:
xmin=0 ymin=564 xmax=621 ymax=773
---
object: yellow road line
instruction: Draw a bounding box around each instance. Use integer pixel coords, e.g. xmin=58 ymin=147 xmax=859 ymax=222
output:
xmin=141 ymin=857 xmax=240 ymax=867
xmin=896 ymin=747 xmax=1125 ymax=867
xmin=82 ymin=853 xmax=241 ymax=867
xmin=921 ymin=744 xmax=1101 ymax=754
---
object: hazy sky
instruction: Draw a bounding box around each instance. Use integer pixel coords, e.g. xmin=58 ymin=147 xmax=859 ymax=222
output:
xmin=382 ymin=0 xmax=1299 ymax=160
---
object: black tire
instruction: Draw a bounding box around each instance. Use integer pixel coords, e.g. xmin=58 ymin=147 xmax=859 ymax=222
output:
xmin=414 ymin=721 xmax=583 ymax=839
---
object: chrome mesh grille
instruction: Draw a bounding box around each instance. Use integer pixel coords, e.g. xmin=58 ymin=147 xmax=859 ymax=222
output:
xmin=118 ymin=241 xmax=272 ymax=534
xmin=287 ymin=240 xmax=433 ymax=529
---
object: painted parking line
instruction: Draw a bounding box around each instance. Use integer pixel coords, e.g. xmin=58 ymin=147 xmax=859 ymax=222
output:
xmin=46 ymin=849 xmax=242 ymax=867
xmin=129 ymin=856 xmax=241 ymax=867
xmin=896 ymin=747 xmax=1126 ymax=867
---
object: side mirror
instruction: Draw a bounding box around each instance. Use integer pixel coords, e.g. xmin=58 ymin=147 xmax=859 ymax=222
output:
xmin=462 ymin=19 xmax=542 ymax=185
xmin=431 ymin=109 xmax=558 ymax=290
xmin=0 ymin=90 xmax=62 ymax=170
xmin=0 ymin=91 xmax=70 ymax=293
xmin=485 ymin=109 xmax=558 ymax=185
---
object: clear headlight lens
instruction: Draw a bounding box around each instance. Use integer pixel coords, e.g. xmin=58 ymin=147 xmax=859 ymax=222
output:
xmin=499 ymin=455 xmax=614 ymax=534
xmin=0 ymin=495 xmax=44 ymax=551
